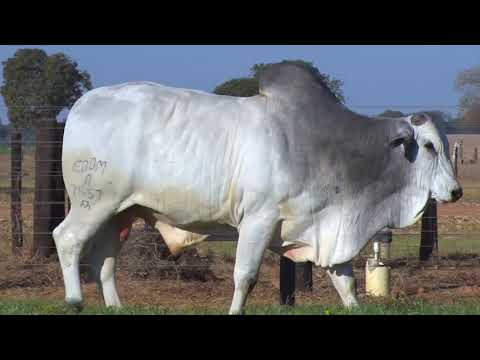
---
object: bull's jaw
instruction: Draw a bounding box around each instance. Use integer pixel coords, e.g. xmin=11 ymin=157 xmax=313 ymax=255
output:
xmin=412 ymin=191 xmax=432 ymax=223
xmin=392 ymin=189 xmax=431 ymax=229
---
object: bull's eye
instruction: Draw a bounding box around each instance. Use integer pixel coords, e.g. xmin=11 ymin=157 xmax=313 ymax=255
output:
xmin=424 ymin=142 xmax=436 ymax=153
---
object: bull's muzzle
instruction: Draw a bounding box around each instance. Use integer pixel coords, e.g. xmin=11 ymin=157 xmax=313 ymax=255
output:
xmin=450 ymin=187 xmax=463 ymax=202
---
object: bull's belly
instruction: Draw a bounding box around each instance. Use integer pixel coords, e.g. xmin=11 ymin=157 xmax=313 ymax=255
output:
xmin=123 ymin=187 xmax=239 ymax=225
xmin=139 ymin=207 xmax=238 ymax=256
xmin=170 ymin=221 xmax=238 ymax=241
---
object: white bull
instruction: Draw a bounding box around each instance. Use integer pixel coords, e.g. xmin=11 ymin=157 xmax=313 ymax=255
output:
xmin=53 ymin=63 xmax=462 ymax=314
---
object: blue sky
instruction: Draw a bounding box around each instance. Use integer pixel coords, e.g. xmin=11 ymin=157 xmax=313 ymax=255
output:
xmin=1 ymin=45 xmax=479 ymax=124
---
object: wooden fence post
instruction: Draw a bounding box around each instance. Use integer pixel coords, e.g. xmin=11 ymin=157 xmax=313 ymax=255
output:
xmin=460 ymin=140 xmax=464 ymax=164
xmin=33 ymin=120 xmax=66 ymax=257
xmin=10 ymin=131 xmax=23 ymax=255
xmin=50 ymin=122 xmax=66 ymax=252
xmin=453 ymin=145 xmax=459 ymax=176
xmin=419 ymin=198 xmax=438 ymax=262
xmin=279 ymin=257 xmax=295 ymax=306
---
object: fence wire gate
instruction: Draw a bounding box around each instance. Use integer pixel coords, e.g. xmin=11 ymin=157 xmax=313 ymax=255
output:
xmin=1 ymin=118 xmax=480 ymax=276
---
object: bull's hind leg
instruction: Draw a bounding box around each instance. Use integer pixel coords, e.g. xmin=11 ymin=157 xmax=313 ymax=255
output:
xmin=327 ymin=261 xmax=359 ymax=308
xmin=52 ymin=207 xmax=116 ymax=311
xmin=84 ymin=218 xmax=126 ymax=308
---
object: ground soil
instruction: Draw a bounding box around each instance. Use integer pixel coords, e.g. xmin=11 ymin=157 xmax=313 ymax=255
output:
xmin=0 ymin=235 xmax=479 ymax=310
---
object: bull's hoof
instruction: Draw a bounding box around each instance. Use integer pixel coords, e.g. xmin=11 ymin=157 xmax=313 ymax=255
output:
xmin=228 ymin=309 xmax=246 ymax=315
xmin=65 ymin=298 xmax=84 ymax=313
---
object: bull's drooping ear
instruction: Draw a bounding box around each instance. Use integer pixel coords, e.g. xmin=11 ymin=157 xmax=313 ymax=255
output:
xmin=409 ymin=113 xmax=430 ymax=127
xmin=388 ymin=119 xmax=414 ymax=148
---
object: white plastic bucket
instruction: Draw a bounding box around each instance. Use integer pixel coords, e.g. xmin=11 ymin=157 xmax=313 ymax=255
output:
xmin=365 ymin=258 xmax=390 ymax=297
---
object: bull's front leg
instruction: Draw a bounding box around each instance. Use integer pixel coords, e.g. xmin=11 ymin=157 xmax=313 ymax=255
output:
xmin=327 ymin=261 xmax=359 ymax=309
xmin=229 ymin=210 xmax=279 ymax=315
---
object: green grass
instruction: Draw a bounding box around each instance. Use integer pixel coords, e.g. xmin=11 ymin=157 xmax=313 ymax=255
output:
xmin=389 ymin=234 xmax=480 ymax=258
xmin=204 ymin=236 xmax=480 ymax=263
xmin=1 ymin=299 xmax=480 ymax=315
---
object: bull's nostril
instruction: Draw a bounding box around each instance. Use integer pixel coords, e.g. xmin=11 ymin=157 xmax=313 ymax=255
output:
xmin=451 ymin=188 xmax=463 ymax=201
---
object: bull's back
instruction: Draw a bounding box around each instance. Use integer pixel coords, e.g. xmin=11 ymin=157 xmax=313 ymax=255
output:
xmin=62 ymin=82 xmax=266 ymax=225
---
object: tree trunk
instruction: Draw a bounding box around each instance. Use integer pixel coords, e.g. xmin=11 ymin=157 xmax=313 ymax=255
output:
xmin=10 ymin=131 xmax=23 ymax=256
xmin=50 ymin=122 xmax=66 ymax=254
xmin=33 ymin=120 xmax=65 ymax=257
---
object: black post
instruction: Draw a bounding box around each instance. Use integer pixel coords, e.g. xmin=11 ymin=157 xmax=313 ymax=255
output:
xmin=279 ymin=257 xmax=295 ymax=306
xmin=460 ymin=140 xmax=464 ymax=164
xmin=295 ymin=262 xmax=313 ymax=292
xmin=454 ymin=146 xmax=458 ymax=176
xmin=419 ymin=198 xmax=438 ymax=262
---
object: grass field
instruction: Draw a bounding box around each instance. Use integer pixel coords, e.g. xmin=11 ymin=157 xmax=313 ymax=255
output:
xmin=1 ymin=299 xmax=480 ymax=315
xmin=199 ymin=233 xmax=480 ymax=261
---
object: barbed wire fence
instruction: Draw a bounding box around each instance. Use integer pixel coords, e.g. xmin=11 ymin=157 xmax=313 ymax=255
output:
xmin=1 ymin=106 xmax=480 ymax=306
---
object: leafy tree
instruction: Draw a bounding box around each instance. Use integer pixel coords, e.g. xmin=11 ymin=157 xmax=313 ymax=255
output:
xmin=456 ymin=65 xmax=480 ymax=117
xmin=213 ymin=77 xmax=258 ymax=97
xmin=455 ymin=66 xmax=480 ymax=133
xmin=1 ymin=49 xmax=45 ymax=253
xmin=1 ymin=48 xmax=92 ymax=255
xmin=1 ymin=49 xmax=91 ymax=129
xmin=0 ymin=122 xmax=7 ymax=140
xmin=214 ymin=59 xmax=345 ymax=103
